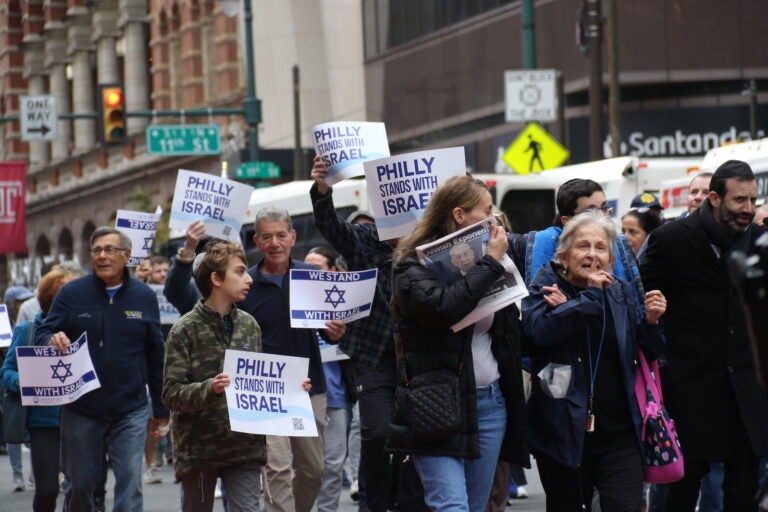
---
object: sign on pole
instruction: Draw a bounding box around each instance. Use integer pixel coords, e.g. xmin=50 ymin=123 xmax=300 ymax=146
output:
xmin=20 ymin=95 xmax=58 ymax=141
xmin=504 ymin=69 xmax=557 ymax=123
xmin=502 ymin=122 xmax=569 ymax=175
xmin=236 ymin=161 xmax=281 ymax=179
xmin=146 ymin=125 xmax=222 ymax=156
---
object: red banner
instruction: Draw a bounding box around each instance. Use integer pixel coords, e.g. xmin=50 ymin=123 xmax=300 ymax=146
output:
xmin=0 ymin=162 xmax=27 ymax=255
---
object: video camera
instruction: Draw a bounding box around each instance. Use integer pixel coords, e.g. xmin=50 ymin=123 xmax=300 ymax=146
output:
xmin=729 ymin=231 xmax=768 ymax=386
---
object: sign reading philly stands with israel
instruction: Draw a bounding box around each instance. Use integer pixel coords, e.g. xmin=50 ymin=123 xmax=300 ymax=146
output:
xmin=169 ymin=169 xmax=253 ymax=242
xmin=288 ymin=269 xmax=378 ymax=329
xmin=312 ymin=121 xmax=390 ymax=186
xmin=223 ymin=350 xmax=318 ymax=437
xmin=115 ymin=209 xmax=161 ymax=266
xmin=16 ymin=332 xmax=101 ymax=406
xmin=363 ymin=147 xmax=467 ymax=240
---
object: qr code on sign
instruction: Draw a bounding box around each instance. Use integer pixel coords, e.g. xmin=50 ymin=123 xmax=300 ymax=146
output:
xmin=292 ymin=417 xmax=305 ymax=431
xmin=223 ymin=226 xmax=231 ymax=236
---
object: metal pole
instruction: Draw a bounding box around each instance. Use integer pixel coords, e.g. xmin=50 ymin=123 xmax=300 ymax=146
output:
xmin=749 ymin=78 xmax=758 ymax=140
xmin=587 ymin=0 xmax=603 ymax=160
xmin=243 ymin=0 xmax=260 ymax=163
xmin=607 ymin=0 xmax=620 ymax=157
xmin=292 ymin=65 xmax=303 ymax=181
xmin=521 ymin=0 xmax=536 ymax=69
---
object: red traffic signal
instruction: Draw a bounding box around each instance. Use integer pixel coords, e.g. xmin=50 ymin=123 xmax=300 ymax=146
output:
xmin=98 ymin=84 xmax=126 ymax=146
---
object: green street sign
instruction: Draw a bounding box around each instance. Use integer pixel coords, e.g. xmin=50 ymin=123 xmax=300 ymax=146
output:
xmin=236 ymin=161 xmax=281 ymax=179
xmin=146 ymin=124 xmax=221 ymax=155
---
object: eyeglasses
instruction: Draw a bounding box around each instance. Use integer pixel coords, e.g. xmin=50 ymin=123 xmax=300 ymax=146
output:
xmin=574 ymin=206 xmax=614 ymax=216
xmin=90 ymin=246 xmax=126 ymax=256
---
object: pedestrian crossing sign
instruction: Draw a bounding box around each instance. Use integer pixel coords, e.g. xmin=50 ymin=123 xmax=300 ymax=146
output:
xmin=502 ymin=122 xmax=569 ymax=174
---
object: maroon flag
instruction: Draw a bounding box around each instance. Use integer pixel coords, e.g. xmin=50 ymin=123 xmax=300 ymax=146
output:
xmin=0 ymin=162 xmax=27 ymax=254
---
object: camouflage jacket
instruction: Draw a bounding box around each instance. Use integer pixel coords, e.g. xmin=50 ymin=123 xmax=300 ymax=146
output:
xmin=162 ymin=300 xmax=265 ymax=480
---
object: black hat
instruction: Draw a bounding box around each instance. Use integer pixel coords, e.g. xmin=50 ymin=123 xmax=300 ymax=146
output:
xmin=713 ymin=160 xmax=755 ymax=181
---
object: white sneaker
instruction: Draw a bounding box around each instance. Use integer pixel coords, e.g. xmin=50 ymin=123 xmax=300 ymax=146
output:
xmin=143 ymin=466 xmax=162 ymax=484
xmin=26 ymin=474 xmax=35 ymax=490
xmin=350 ymin=478 xmax=359 ymax=501
xmin=515 ymin=485 xmax=528 ymax=499
xmin=12 ymin=475 xmax=25 ymax=492
xmin=214 ymin=483 xmax=223 ymax=499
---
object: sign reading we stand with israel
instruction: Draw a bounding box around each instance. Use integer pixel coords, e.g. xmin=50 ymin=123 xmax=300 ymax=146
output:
xmin=363 ymin=147 xmax=466 ymax=240
xmin=312 ymin=121 xmax=390 ymax=186
xmin=288 ymin=269 xmax=378 ymax=329
xmin=115 ymin=208 xmax=161 ymax=267
xmin=169 ymin=169 xmax=253 ymax=242
xmin=0 ymin=304 xmax=12 ymax=348
xmin=16 ymin=332 xmax=101 ymax=406
xmin=223 ymin=350 xmax=318 ymax=437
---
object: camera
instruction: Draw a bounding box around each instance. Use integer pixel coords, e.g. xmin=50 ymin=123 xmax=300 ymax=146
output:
xmin=729 ymin=231 xmax=768 ymax=386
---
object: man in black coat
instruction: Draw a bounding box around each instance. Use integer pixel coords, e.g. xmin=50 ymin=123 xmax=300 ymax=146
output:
xmin=641 ymin=160 xmax=767 ymax=511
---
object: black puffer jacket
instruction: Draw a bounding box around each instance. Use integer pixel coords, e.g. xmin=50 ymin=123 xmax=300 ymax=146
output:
xmin=388 ymin=254 xmax=529 ymax=467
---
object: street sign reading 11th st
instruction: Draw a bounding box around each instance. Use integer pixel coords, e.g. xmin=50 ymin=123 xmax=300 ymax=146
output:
xmin=146 ymin=124 xmax=222 ymax=156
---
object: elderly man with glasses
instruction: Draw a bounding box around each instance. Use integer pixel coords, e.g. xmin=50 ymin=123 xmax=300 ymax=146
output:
xmin=37 ymin=226 xmax=169 ymax=512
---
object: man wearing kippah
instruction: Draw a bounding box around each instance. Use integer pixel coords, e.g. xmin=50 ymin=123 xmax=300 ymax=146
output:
xmin=641 ymin=160 xmax=766 ymax=510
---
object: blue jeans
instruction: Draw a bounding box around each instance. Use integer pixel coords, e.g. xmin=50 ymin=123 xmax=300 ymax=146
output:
xmin=699 ymin=462 xmax=724 ymax=512
xmin=61 ymin=405 xmax=149 ymax=512
xmin=413 ymin=380 xmax=507 ymax=512
xmin=7 ymin=443 xmax=23 ymax=478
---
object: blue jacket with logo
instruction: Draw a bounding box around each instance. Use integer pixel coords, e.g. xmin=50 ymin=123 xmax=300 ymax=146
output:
xmin=36 ymin=269 xmax=169 ymax=420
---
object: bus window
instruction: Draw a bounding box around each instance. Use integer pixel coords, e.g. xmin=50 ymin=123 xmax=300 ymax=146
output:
xmin=500 ymin=189 xmax=556 ymax=233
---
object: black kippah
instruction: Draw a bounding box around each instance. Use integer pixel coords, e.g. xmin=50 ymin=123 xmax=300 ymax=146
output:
xmin=713 ymin=160 xmax=755 ymax=180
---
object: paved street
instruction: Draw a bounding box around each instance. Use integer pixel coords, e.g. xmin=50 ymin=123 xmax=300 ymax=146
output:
xmin=0 ymin=447 xmax=545 ymax=511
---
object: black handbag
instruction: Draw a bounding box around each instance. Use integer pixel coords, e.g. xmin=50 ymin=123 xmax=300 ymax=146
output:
xmin=408 ymin=369 xmax=462 ymax=441
xmin=2 ymin=387 xmax=27 ymax=444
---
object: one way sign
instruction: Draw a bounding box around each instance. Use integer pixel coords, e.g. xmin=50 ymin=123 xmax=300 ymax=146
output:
xmin=21 ymin=95 xmax=58 ymax=141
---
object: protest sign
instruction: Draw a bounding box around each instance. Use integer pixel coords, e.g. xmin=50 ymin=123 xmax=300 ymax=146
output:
xmin=224 ymin=350 xmax=318 ymax=437
xmin=319 ymin=337 xmax=350 ymax=363
xmin=169 ymin=169 xmax=253 ymax=242
xmin=416 ymin=218 xmax=528 ymax=332
xmin=16 ymin=332 xmax=101 ymax=406
xmin=115 ymin=209 xmax=161 ymax=266
xmin=364 ymin=147 xmax=466 ymax=240
xmin=312 ymin=121 xmax=389 ymax=186
xmin=289 ymin=269 xmax=378 ymax=329
xmin=0 ymin=304 xmax=11 ymax=348
xmin=149 ymin=284 xmax=180 ymax=325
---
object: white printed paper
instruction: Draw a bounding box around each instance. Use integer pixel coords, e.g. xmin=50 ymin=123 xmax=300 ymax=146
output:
xmin=16 ymin=332 xmax=101 ymax=406
xmin=0 ymin=304 xmax=12 ymax=348
xmin=224 ymin=350 xmax=318 ymax=437
xmin=289 ymin=269 xmax=378 ymax=329
xmin=364 ymin=147 xmax=466 ymax=240
xmin=149 ymin=284 xmax=180 ymax=325
xmin=115 ymin=209 xmax=161 ymax=267
xmin=312 ymin=121 xmax=390 ymax=186
xmin=169 ymin=169 xmax=253 ymax=242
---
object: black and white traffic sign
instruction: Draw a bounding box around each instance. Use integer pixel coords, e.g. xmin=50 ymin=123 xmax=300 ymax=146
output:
xmin=20 ymin=95 xmax=58 ymax=141
xmin=504 ymin=69 xmax=557 ymax=123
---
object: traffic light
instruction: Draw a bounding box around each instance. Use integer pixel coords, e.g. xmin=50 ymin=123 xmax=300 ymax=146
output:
xmin=98 ymin=84 xmax=126 ymax=146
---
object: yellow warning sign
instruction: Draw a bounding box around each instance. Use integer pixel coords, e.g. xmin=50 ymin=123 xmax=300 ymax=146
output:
xmin=502 ymin=122 xmax=569 ymax=174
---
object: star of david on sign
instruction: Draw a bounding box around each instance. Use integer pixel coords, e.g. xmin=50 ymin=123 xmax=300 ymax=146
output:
xmin=50 ymin=359 xmax=73 ymax=384
xmin=142 ymin=234 xmax=155 ymax=251
xmin=324 ymin=285 xmax=346 ymax=309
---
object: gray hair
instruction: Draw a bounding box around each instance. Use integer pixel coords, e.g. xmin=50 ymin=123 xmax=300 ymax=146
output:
xmin=58 ymin=260 xmax=84 ymax=277
xmin=253 ymin=206 xmax=293 ymax=235
xmin=90 ymin=226 xmax=132 ymax=250
xmin=555 ymin=210 xmax=617 ymax=266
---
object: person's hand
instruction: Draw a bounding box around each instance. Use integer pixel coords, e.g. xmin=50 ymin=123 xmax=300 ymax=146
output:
xmin=485 ymin=225 xmax=509 ymax=262
xmin=301 ymin=378 xmax=312 ymax=392
xmin=323 ymin=320 xmax=346 ymax=342
xmin=542 ymin=284 xmax=568 ymax=308
xmin=49 ymin=331 xmax=72 ymax=354
xmin=211 ymin=373 xmax=230 ymax=395
xmin=586 ymin=261 xmax=613 ymax=289
xmin=310 ymin=155 xmax=330 ymax=195
xmin=149 ymin=417 xmax=170 ymax=440
xmin=644 ymin=290 xmax=667 ymax=324
xmin=182 ymin=220 xmax=206 ymax=258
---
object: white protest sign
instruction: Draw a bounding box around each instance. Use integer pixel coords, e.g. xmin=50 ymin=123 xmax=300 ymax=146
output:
xmin=319 ymin=338 xmax=350 ymax=363
xmin=169 ymin=169 xmax=253 ymax=242
xmin=224 ymin=350 xmax=318 ymax=437
xmin=16 ymin=332 xmax=101 ymax=406
xmin=115 ymin=209 xmax=161 ymax=267
xmin=289 ymin=269 xmax=378 ymax=329
xmin=149 ymin=284 xmax=180 ymax=325
xmin=364 ymin=147 xmax=466 ymax=240
xmin=312 ymin=121 xmax=390 ymax=186
xmin=0 ymin=304 xmax=11 ymax=348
